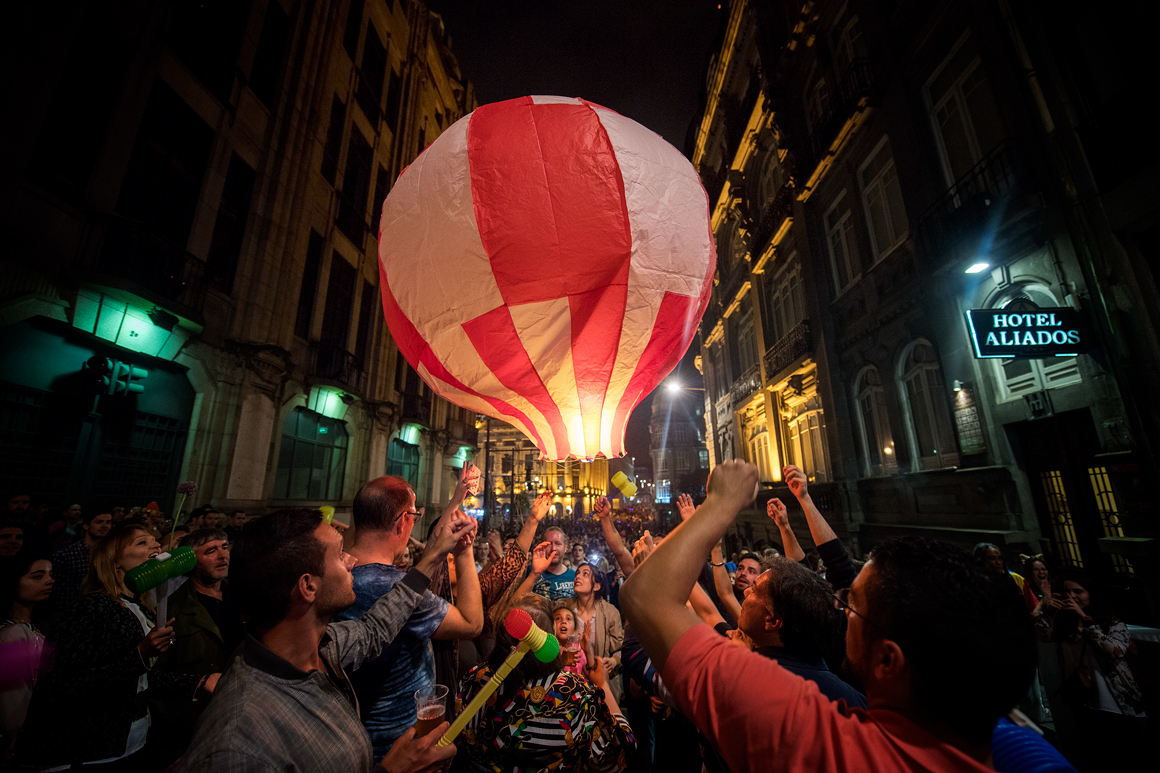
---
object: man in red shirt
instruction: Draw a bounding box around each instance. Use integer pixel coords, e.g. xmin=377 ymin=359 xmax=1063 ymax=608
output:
xmin=620 ymin=461 xmax=1036 ymax=773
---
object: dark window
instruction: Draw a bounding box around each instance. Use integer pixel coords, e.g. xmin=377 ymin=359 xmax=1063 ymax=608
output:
xmin=274 ymin=408 xmax=348 ymax=500
xmin=206 ymin=154 xmax=256 ymax=292
xmin=249 ymin=0 xmax=293 ymax=109
xmin=386 ymin=438 xmax=419 ymax=485
xmin=116 ymin=81 xmax=214 ymax=248
xmin=354 ymin=279 xmax=376 ymax=361
xmin=417 ymin=127 xmax=426 ymax=155
xmin=26 ymin=8 xmax=131 ymax=204
xmin=371 ymin=165 xmax=390 ymax=237
xmin=355 ymin=25 xmax=387 ymax=124
xmin=295 ymin=230 xmax=324 ymax=338
xmin=167 ymin=0 xmax=251 ymax=102
xmin=394 ymin=350 xmax=407 ymax=393
xmin=320 ymin=252 xmax=357 ymax=348
xmin=321 ymin=96 xmax=346 ymax=184
xmin=336 ymin=129 xmax=373 ymax=246
xmin=343 ymin=0 xmax=365 ymax=60
xmin=386 ymin=68 xmax=402 ymax=132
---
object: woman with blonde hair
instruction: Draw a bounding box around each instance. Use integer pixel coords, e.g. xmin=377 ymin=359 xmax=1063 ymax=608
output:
xmin=16 ymin=523 xmax=216 ymax=770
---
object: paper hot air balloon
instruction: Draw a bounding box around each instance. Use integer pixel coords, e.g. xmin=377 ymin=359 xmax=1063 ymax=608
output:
xmin=378 ymin=96 xmax=715 ymax=460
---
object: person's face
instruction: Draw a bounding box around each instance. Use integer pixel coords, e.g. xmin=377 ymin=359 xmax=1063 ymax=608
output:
xmin=112 ymin=506 xmax=126 ymax=521
xmin=1030 ymin=561 xmax=1049 ymax=584
xmin=571 ymin=544 xmax=586 ymax=563
xmin=554 ymin=609 xmax=576 ymax=639
xmin=314 ymin=523 xmax=357 ymax=617
xmin=64 ymin=504 xmax=82 ymax=524
xmin=503 ymin=537 xmax=517 ymax=552
xmin=193 ymin=538 xmax=230 ymax=583
xmin=735 ymin=558 xmax=761 ymax=591
xmin=231 ymin=512 xmax=246 ymax=528
xmin=118 ymin=530 xmax=161 ymax=574
xmin=983 ymin=547 xmax=1005 ymax=573
xmin=86 ymin=513 xmax=113 ymax=540
xmin=739 ymin=571 xmax=773 ymax=639
xmin=546 ymin=530 xmax=566 ymax=566
xmin=1063 ymin=580 xmax=1090 ymax=610
xmin=574 ymin=565 xmax=600 ymax=596
xmin=843 ymin=561 xmax=877 ymax=684
xmin=18 ymin=559 xmax=54 ymax=606
xmin=0 ymin=526 xmax=23 ymax=557
xmin=205 ymin=512 xmax=222 ymax=529
xmin=7 ymin=495 xmax=30 ymax=514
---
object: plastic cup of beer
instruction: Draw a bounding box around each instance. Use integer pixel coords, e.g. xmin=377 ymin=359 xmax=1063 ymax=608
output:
xmin=414 ymin=684 xmax=448 ymax=737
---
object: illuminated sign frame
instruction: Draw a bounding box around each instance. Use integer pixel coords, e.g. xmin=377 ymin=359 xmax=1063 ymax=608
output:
xmin=966 ymin=307 xmax=1090 ymax=359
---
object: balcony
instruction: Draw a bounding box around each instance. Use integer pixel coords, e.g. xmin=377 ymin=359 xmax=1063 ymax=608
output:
xmin=401 ymin=391 xmax=431 ymax=427
xmin=763 ymin=320 xmax=813 ymax=381
xmin=750 ymin=183 xmax=795 ymax=263
xmin=74 ymin=212 xmax=208 ymax=320
xmin=797 ymin=59 xmax=879 ymax=200
xmin=915 ymin=139 xmax=1027 ymax=260
xmin=309 ymin=342 xmax=366 ymax=395
xmin=447 ymin=418 xmax=479 ymax=448
xmin=730 ymin=363 xmax=763 ymax=406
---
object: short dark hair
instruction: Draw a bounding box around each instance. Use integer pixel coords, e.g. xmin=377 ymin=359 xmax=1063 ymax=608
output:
xmin=867 ymin=537 xmax=1035 ymax=745
xmin=758 ymin=555 xmax=842 ymax=653
xmin=230 ymin=509 xmax=326 ymax=628
xmin=82 ymin=510 xmax=110 ymax=526
xmin=736 ymin=552 xmax=761 ymax=569
xmin=353 ymin=476 xmax=414 ymax=531
xmin=182 ymin=528 xmax=229 ymax=549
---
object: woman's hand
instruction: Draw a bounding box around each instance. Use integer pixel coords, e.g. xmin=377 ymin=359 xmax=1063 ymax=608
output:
xmin=530 ymin=541 xmax=555 ymax=574
xmin=585 ymin=652 xmax=608 ymax=688
xmin=138 ymin=618 xmax=176 ymax=658
xmin=676 ymin=493 xmax=696 ymax=521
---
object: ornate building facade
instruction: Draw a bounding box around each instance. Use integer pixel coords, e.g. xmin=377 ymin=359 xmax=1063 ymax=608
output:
xmin=694 ymin=0 xmax=1158 ymax=616
xmin=0 ymin=0 xmax=480 ymax=525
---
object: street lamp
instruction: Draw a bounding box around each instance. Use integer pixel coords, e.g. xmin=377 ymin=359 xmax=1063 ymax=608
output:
xmin=666 ymin=381 xmax=706 ymax=394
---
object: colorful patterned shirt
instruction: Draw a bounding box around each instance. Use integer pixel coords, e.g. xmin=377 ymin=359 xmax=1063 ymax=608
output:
xmin=456 ymin=664 xmax=634 ymax=773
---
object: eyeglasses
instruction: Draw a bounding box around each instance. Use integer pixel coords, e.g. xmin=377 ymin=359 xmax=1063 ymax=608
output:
xmin=832 ymin=587 xmax=872 ymax=625
xmin=403 ymin=507 xmax=425 ymax=519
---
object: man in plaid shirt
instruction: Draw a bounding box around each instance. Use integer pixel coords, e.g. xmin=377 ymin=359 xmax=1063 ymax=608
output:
xmin=50 ymin=510 xmax=112 ymax=610
xmin=178 ymin=507 xmax=472 ymax=773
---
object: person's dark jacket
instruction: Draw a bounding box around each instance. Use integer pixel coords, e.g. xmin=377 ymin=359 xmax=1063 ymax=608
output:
xmin=15 ymin=592 xmax=201 ymax=767
xmin=755 ymin=645 xmax=867 ymax=709
xmin=149 ymin=580 xmax=241 ymax=754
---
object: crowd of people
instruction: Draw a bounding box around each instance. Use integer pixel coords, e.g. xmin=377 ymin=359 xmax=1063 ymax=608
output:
xmin=0 ymin=461 xmax=1148 ymax=771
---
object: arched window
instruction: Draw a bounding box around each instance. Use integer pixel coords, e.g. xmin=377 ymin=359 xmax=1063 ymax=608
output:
xmin=853 ymin=366 xmax=896 ymax=477
xmin=990 ymin=287 xmax=1082 ymax=401
xmin=898 ymin=341 xmax=958 ymax=470
xmin=274 ymin=408 xmax=349 ymax=500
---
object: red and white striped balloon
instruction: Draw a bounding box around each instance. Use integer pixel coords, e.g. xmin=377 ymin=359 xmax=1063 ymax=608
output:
xmin=378 ymin=96 xmax=715 ymax=461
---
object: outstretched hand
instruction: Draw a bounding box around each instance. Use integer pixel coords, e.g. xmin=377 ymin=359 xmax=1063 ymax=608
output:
xmin=531 ymin=491 xmax=553 ymax=522
xmin=592 ymin=495 xmax=610 ymax=519
xmin=632 ymin=530 xmax=656 ymax=564
xmin=676 ymin=493 xmax=696 ymax=521
xmin=377 ymin=723 xmax=457 ymax=773
xmin=707 ymin=460 xmax=760 ymax=512
xmin=783 ymin=465 xmax=808 ymax=500
xmin=766 ymin=497 xmax=790 ymax=529
xmin=530 ymin=541 xmax=556 ymax=574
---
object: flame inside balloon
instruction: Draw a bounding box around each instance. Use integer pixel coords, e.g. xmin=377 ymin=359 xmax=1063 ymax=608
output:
xmin=379 ymin=96 xmax=715 ymax=461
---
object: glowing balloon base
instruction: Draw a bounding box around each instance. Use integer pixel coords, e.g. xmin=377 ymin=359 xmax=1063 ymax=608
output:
xmin=379 ymin=95 xmax=715 ymax=462
xmin=437 ymin=609 xmax=560 ymax=748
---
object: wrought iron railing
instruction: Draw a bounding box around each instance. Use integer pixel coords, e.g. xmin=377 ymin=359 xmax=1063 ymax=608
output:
xmin=401 ymin=391 xmax=431 ymax=426
xmin=803 ymin=59 xmax=878 ymax=173
xmin=75 ymin=213 xmax=208 ymax=319
xmin=763 ymin=320 xmax=813 ymax=380
xmin=309 ymin=342 xmax=366 ymax=394
xmin=447 ymin=418 xmax=479 ymax=447
xmin=730 ymin=363 xmax=763 ymax=405
xmin=916 ymin=139 xmax=1024 ymax=256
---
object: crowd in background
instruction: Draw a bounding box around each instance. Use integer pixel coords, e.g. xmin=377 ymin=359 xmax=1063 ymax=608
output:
xmin=0 ymin=461 xmax=1150 ymax=772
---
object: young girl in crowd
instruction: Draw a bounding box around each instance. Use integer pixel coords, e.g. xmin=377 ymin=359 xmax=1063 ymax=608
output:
xmin=0 ymin=553 xmax=53 ymax=757
xmin=553 ymin=603 xmax=587 ymax=676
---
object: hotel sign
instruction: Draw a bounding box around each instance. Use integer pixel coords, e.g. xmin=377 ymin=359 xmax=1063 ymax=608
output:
xmin=966 ymin=307 xmax=1090 ymax=358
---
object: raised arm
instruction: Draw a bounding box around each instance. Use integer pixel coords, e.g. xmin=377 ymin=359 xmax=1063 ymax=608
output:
xmin=688 ymin=581 xmax=727 ymax=629
xmin=767 ymin=498 xmax=806 ymax=562
xmin=511 ymin=540 xmax=554 ymax=599
xmin=433 ymin=513 xmax=483 ymax=639
xmin=593 ymin=496 xmax=635 ymax=578
xmin=708 ymin=543 xmax=740 ymax=623
xmin=783 ymin=465 xmax=836 ymax=545
xmin=516 ymin=491 xmax=552 ymax=553
xmin=620 ymin=461 xmax=758 ymax=672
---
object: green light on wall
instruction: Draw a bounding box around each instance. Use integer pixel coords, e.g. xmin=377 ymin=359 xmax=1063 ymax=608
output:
xmin=71 ymin=287 xmax=198 ymax=361
xmin=400 ymin=424 xmax=421 ymax=445
xmin=308 ymin=387 xmax=349 ymax=420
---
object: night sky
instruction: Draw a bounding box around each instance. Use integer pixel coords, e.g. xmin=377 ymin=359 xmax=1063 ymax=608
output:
xmin=427 ymin=0 xmax=722 ymax=469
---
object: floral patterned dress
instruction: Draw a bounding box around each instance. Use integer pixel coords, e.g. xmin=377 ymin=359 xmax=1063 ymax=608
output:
xmin=455 ymin=664 xmax=635 ymax=772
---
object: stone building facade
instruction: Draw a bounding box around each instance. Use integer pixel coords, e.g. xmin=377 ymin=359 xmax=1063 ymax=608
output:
xmin=693 ymin=0 xmax=1158 ymax=615
xmin=0 ymin=0 xmax=480 ymax=525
